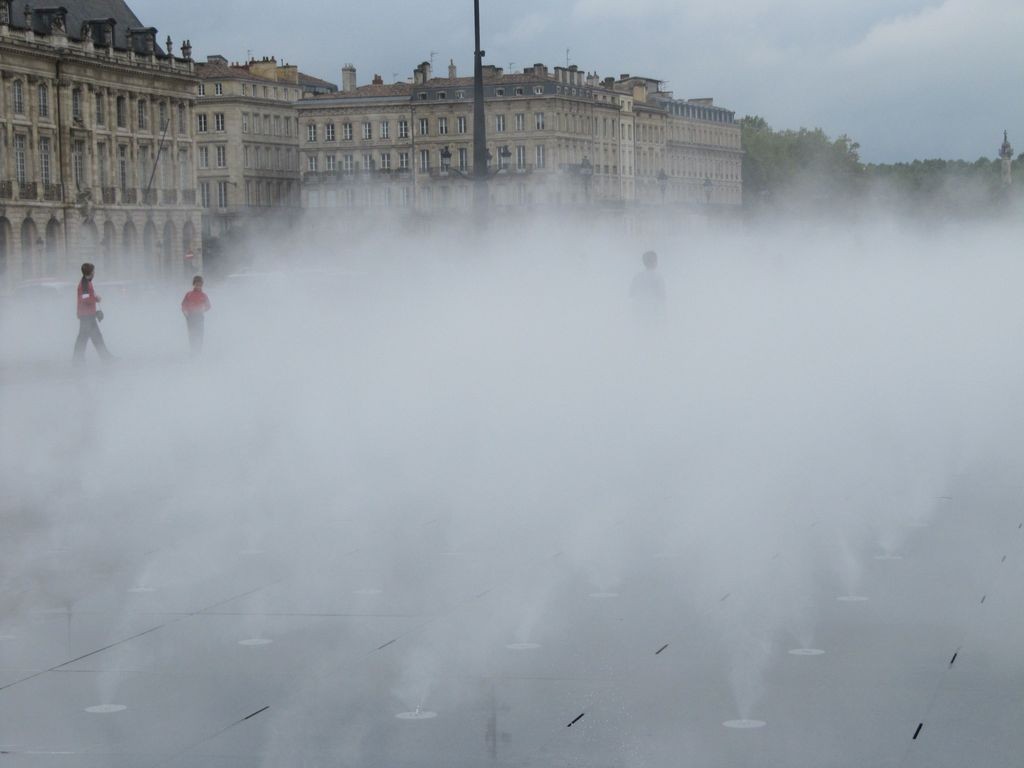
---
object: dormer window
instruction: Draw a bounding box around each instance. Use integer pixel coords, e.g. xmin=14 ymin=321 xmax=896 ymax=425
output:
xmin=419 ymin=92 xmax=427 ymax=100
xmin=495 ymin=88 xmax=505 ymax=96
xmin=456 ymin=90 xmax=465 ymax=99
xmin=515 ymin=87 xmax=524 ymax=96
xmin=437 ymin=92 xmax=446 ymax=100
xmin=214 ymin=82 xmax=223 ymax=95
xmin=198 ymin=83 xmax=205 ymax=96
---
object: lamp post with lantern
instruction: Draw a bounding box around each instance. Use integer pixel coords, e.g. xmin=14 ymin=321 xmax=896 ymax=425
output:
xmin=579 ymin=156 xmax=593 ymax=203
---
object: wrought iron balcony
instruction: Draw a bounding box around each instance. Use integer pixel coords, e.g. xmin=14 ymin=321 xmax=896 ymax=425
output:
xmin=0 ymin=180 xmax=12 ymax=199
xmin=43 ymin=183 xmax=63 ymax=201
xmin=19 ymin=181 xmax=37 ymax=200
xmin=142 ymin=189 xmax=158 ymax=205
xmin=181 ymin=189 xmax=196 ymax=205
xmin=161 ymin=189 xmax=178 ymax=205
xmin=121 ymin=188 xmax=137 ymax=204
xmin=102 ymin=187 xmax=116 ymax=204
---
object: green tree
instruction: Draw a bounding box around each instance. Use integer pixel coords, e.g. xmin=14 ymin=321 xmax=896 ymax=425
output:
xmin=739 ymin=117 xmax=865 ymax=208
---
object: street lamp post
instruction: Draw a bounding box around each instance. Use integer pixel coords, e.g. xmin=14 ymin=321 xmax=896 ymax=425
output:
xmin=472 ymin=0 xmax=489 ymax=210
xmin=496 ymin=145 xmax=512 ymax=171
xmin=579 ymin=156 xmax=593 ymax=204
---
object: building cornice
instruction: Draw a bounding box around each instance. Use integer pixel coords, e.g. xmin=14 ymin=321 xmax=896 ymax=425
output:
xmin=0 ymin=40 xmax=196 ymax=85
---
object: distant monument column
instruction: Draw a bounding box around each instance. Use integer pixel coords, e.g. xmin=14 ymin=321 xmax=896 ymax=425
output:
xmin=999 ymin=130 xmax=1014 ymax=187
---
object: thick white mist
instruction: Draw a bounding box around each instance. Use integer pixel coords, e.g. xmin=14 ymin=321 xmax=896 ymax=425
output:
xmin=3 ymin=212 xmax=1024 ymax=765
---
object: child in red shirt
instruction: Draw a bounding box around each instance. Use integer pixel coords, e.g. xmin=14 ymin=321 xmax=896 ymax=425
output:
xmin=73 ymin=262 xmax=114 ymax=364
xmin=181 ymin=275 xmax=211 ymax=355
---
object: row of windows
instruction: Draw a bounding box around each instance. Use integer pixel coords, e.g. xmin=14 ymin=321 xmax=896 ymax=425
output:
xmin=244 ymin=145 xmax=297 ymax=171
xmin=197 ymin=145 xmax=227 ymax=169
xmin=196 ymin=113 xmax=224 ymax=133
xmin=415 ymin=85 xmax=546 ymax=101
xmin=3 ymin=80 xmax=189 ymax=134
xmin=306 ymin=113 xmax=548 ymax=142
xmin=199 ymin=179 xmax=298 ymax=208
xmin=305 ymin=145 xmax=547 ymax=173
xmin=197 ymin=111 xmax=300 ymax=138
xmin=7 ymin=133 xmax=191 ymax=190
xmin=667 ymin=103 xmax=735 ymax=123
xmin=306 ymin=183 xmax=540 ymax=209
xmin=308 ymin=185 xmax=414 ymax=208
xmin=301 ymin=109 xmax=736 ymax=151
xmin=241 ymin=112 xmax=297 ymax=137
xmin=197 ymin=144 xmax=301 ymax=172
xmin=198 ymin=81 xmax=299 ymax=102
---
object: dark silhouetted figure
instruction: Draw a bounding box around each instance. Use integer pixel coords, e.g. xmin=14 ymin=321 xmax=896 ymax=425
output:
xmin=181 ymin=275 xmax=211 ymax=356
xmin=73 ymin=262 xmax=113 ymax=364
xmin=630 ymin=250 xmax=667 ymax=322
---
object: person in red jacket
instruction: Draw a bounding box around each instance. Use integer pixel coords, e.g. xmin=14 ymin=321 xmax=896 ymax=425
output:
xmin=73 ymin=262 xmax=113 ymax=364
xmin=181 ymin=275 xmax=211 ymax=355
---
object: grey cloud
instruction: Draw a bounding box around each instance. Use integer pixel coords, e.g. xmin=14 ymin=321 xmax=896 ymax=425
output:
xmin=132 ymin=0 xmax=1023 ymax=160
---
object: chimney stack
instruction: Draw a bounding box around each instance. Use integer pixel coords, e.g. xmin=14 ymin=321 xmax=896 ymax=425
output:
xmin=342 ymin=63 xmax=356 ymax=92
xmin=413 ymin=61 xmax=433 ymax=84
xmin=448 ymin=59 xmax=457 ymax=79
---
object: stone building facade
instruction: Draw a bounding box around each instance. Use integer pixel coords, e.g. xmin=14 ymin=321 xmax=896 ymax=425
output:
xmin=0 ymin=1 xmax=202 ymax=288
xmin=194 ymin=55 xmax=336 ymax=240
xmin=297 ymin=61 xmax=742 ymax=212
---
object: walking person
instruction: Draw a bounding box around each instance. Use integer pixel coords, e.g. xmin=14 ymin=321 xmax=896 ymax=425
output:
xmin=181 ymin=275 xmax=211 ymax=356
xmin=73 ymin=262 xmax=113 ymax=364
xmin=630 ymin=250 xmax=667 ymax=324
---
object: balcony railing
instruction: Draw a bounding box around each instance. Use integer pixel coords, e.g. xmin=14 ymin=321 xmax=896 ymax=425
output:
xmin=121 ymin=188 xmax=137 ymax=204
xmin=0 ymin=180 xmax=12 ymax=199
xmin=161 ymin=189 xmax=178 ymax=205
xmin=19 ymin=181 xmax=37 ymax=200
xmin=43 ymin=183 xmax=63 ymax=201
xmin=142 ymin=188 xmax=158 ymax=205
xmin=102 ymin=187 xmax=116 ymax=204
xmin=181 ymin=189 xmax=196 ymax=205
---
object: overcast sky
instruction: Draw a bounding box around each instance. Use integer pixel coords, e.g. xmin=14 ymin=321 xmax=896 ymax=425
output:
xmin=134 ymin=0 xmax=1022 ymax=163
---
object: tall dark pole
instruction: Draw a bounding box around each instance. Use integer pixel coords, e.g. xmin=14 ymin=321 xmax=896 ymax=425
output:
xmin=472 ymin=0 xmax=489 ymax=208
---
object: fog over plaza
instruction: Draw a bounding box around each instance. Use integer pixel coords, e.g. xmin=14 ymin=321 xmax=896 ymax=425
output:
xmin=3 ymin=0 xmax=1024 ymax=764
xmin=3 ymin=209 xmax=1024 ymax=765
